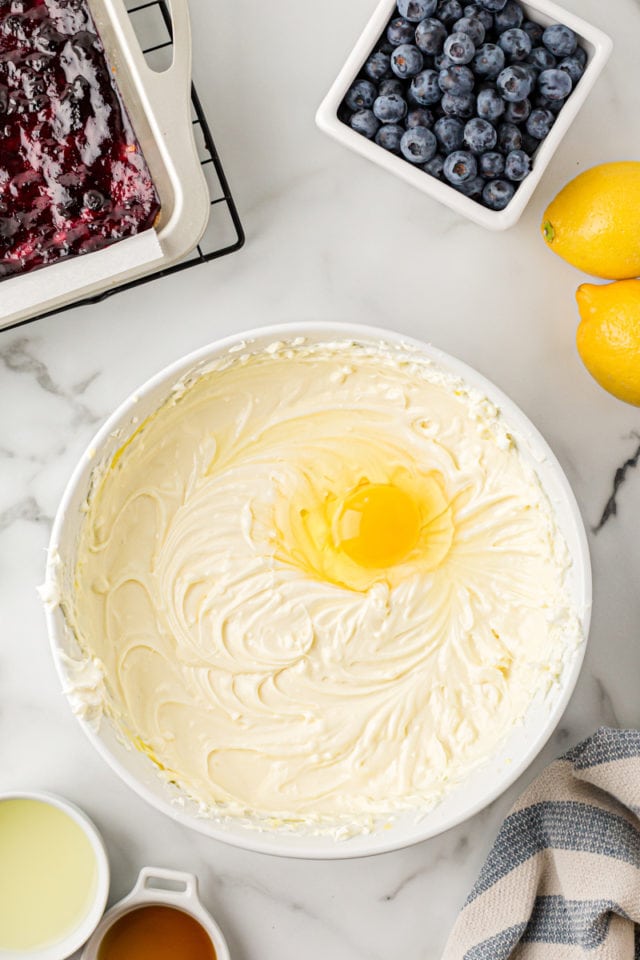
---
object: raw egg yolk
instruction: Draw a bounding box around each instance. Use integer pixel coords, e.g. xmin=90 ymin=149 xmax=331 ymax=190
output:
xmin=334 ymin=483 xmax=421 ymax=569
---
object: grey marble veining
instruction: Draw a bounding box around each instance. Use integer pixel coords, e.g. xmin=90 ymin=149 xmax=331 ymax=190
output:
xmin=1 ymin=0 xmax=640 ymax=957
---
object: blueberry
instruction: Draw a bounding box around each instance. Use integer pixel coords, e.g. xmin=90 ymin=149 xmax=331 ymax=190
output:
xmin=454 ymin=174 xmax=486 ymax=197
xmin=349 ymin=109 xmax=380 ymax=138
xmin=479 ymin=150 xmax=505 ymax=176
xmin=379 ymin=78 xmax=405 ymax=96
xmin=521 ymin=132 xmax=540 ymax=155
xmin=375 ymin=123 xmax=405 ymax=152
xmin=504 ymin=97 xmax=530 ymax=122
xmin=542 ymin=23 xmax=577 ymax=57
xmin=475 ymin=0 xmax=508 ymax=10
xmin=437 ymin=0 xmax=464 ymax=24
xmin=497 ymin=120 xmax=522 ymax=151
xmin=494 ymin=1 xmax=524 ymax=32
xmin=410 ymin=68 xmax=442 ymax=104
xmin=518 ymin=61 xmax=540 ymax=85
xmin=373 ymin=93 xmax=408 ymax=122
xmin=573 ymin=45 xmax=587 ymax=67
xmin=522 ymin=20 xmax=544 ymax=46
xmin=397 ymin=0 xmax=438 ymax=22
xmin=378 ymin=40 xmax=397 ymax=54
xmin=558 ymin=54 xmax=585 ymax=84
xmin=434 ymin=115 xmax=465 ymax=151
xmin=535 ymin=93 xmax=565 ymax=114
xmin=526 ymin=107 xmax=554 ymax=139
xmin=434 ymin=52 xmax=455 ymax=69
xmin=415 ymin=17 xmax=447 ymax=54
xmin=390 ymin=43 xmax=424 ymax=78
xmin=464 ymin=4 xmax=493 ymax=30
xmin=477 ymin=85 xmax=505 ymax=120
xmin=387 ymin=17 xmax=416 ymax=45
xmin=504 ymin=148 xmax=531 ymax=181
xmin=464 ymin=116 xmax=497 ymax=152
xmin=443 ymin=149 xmax=477 ymax=183
xmin=441 ymin=91 xmax=475 ymax=117
xmin=496 ymin=64 xmax=533 ymax=101
xmin=438 ymin=64 xmax=475 ymax=95
xmin=498 ymin=27 xmax=531 ymax=61
xmin=363 ymin=51 xmax=391 ymax=81
xmin=538 ymin=67 xmax=572 ymax=100
xmin=473 ymin=43 xmax=505 ymax=79
xmin=452 ymin=16 xmax=485 ymax=45
xmin=423 ymin=154 xmax=446 ymax=179
xmin=400 ymin=125 xmax=437 ymax=162
xmin=406 ymin=106 xmax=435 ymax=129
xmin=344 ymin=79 xmax=377 ymax=111
xmin=444 ymin=32 xmax=476 ymax=64
xmin=482 ymin=178 xmax=515 ymax=209
xmin=528 ymin=46 xmax=556 ymax=71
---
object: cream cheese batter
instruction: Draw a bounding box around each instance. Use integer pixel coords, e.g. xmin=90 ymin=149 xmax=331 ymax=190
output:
xmin=68 ymin=339 xmax=581 ymax=829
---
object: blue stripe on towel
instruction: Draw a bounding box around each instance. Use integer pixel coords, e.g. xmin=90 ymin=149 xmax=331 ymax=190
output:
xmin=467 ymin=802 xmax=640 ymax=903
xmin=564 ymin=728 xmax=640 ymax=769
xmin=464 ymin=923 xmax=527 ymax=960
xmin=523 ymin=896 xmax=628 ymax=948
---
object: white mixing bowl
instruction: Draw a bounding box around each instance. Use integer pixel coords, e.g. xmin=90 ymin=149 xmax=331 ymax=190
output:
xmin=43 ymin=323 xmax=591 ymax=859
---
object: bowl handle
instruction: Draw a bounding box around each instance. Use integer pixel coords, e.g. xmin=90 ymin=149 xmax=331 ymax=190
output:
xmin=128 ymin=866 xmax=201 ymax=906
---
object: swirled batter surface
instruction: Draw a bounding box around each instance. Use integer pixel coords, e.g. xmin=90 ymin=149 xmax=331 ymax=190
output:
xmin=70 ymin=340 xmax=580 ymax=829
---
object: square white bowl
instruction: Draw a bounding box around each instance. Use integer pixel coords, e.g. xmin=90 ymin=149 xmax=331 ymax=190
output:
xmin=316 ymin=0 xmax=612 ymax=230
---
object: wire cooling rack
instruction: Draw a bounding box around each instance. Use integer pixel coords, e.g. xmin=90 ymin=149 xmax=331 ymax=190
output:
xmin=8 ymin=0 xmax=244 ymax=331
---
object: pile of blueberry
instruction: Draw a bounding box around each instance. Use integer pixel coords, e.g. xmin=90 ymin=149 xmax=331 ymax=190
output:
xmin=339 ymin=0 xmax=586 ymax=211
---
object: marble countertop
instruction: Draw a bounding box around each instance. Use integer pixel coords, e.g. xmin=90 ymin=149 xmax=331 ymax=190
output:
xmin=2 ymin=0 xmax=640 ymax=957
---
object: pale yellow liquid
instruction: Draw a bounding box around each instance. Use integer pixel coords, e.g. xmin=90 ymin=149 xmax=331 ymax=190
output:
xmin=0 ymin=798 xmax=98 ymax=952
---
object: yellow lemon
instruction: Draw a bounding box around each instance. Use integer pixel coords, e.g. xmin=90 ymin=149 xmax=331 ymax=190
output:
xmin=576 ymin=280 xmax=640 ymax=405
xmin=542 ymin=162 xmax=640 ymax=280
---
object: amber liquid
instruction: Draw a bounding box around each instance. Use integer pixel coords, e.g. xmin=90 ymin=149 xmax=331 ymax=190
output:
xmin=98 ymin=905 xmax=217 ymax=960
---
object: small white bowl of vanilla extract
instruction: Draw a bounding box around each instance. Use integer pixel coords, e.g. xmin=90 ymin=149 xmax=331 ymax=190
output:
xmin=83 ymin=866 xmax=230 ymax=960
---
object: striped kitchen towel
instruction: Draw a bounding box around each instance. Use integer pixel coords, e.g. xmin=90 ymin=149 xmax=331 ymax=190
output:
xmin=443 ymin=728 xmax=640 ymax=960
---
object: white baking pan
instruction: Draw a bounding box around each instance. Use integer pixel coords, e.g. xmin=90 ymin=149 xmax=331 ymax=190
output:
xmin=43 ymin=323 xmax=591 ymax=859
xmin=0 ymin=0 xmax=210 ymax=329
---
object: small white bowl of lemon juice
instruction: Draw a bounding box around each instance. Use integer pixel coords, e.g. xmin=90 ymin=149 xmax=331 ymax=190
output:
xmin=0 ymin=791 xmax=109 ymax=960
